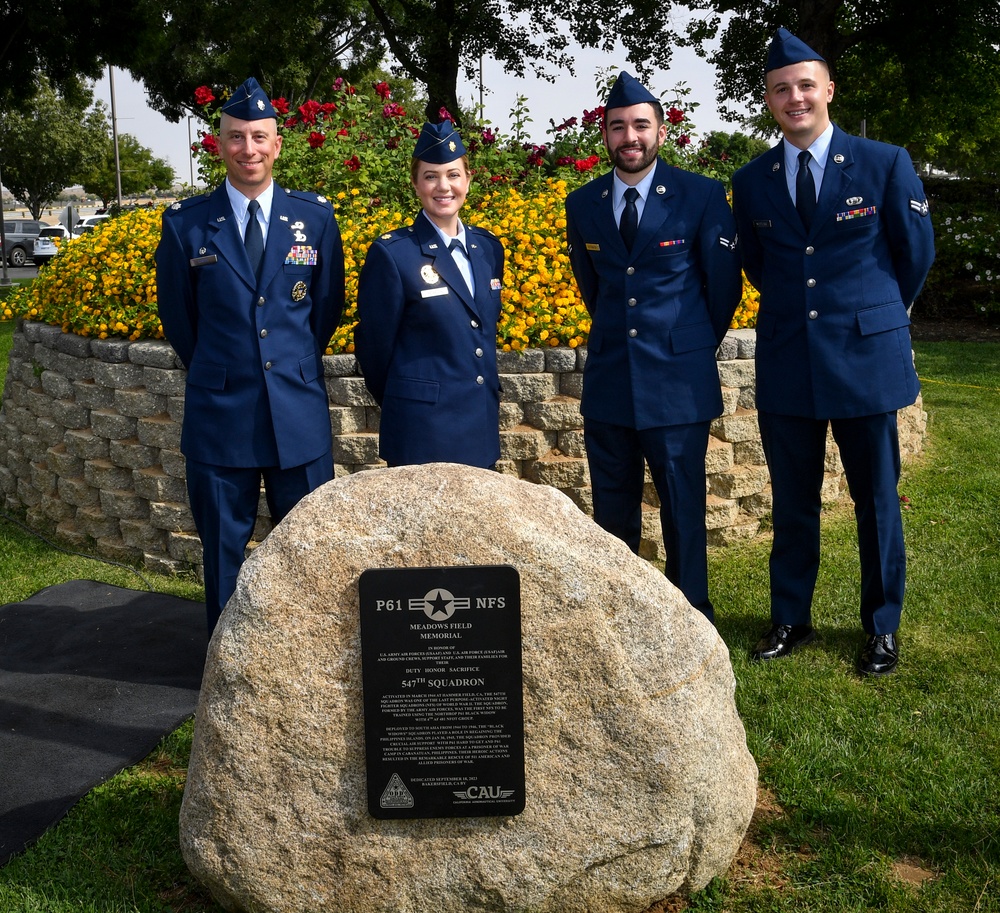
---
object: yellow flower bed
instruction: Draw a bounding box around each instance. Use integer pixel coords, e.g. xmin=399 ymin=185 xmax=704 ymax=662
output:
xmin=3 ymin=209 xmax=163 ymax=340
xmin=3 ymin=182 xmax=759 ymax=349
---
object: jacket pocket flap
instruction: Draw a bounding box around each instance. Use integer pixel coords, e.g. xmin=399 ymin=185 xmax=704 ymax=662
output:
xmin=298 ymin=352 xmax=318 ymax=383
xmin=187 ymin=361 xmax=227 ymax=390
xmin=386 ymin=376 xmax=440 ymax=403
xmin=670 ymin=321 xmax=717 ymax=354
xmin=856 ymin=302 xmax=910 ymax=336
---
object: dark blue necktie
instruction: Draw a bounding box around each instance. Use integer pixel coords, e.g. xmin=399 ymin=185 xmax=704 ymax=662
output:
xmin=244 ymin=199 xmax=264 ymax=278
xmin=449 ymin=239 xmax=474 ymax=294
xmin=796 ymin=150 xmax=816 ymax=231
xmin=619 ymin=187 xmax=639 ymax=252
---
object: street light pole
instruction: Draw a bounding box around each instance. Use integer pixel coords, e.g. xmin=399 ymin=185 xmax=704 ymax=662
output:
xmin=108 ymin=65 xmax=123 ymax=210
xmin=0 ymin=155 xmax=12 ymax=287
xmin=187 ymin=116 xmax=195 ymax=186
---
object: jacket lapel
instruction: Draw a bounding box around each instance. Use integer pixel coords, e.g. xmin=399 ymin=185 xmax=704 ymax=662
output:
xmin=467 ymin=236 xmax=493 ymax=314
xmin=416 ymin=215 xmax=478 ymax=314
xmin=207 ymin=185 xmax=256 ymax=289
xmin=258 ymin=184 xmax=292 ymax=291
xmin=814 ymin=126 xmax=855 ymax=232
xmin=763 ymin=142 xmax=804 ymax=234
xmin=629 ymin=160 xmax=676 ymax=258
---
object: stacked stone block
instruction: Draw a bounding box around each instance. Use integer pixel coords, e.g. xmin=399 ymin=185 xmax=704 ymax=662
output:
xmin=0 ymin=321 xmax=927 ymax=580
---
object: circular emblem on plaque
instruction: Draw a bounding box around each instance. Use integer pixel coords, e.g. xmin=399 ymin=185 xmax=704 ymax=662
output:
xmin=422 ymin=588 xmax=457 ymax=620
xmin=291 ymin=281 xmax=308 ymax=301
xmin=420 ymin=265 xmax=441 ymax=284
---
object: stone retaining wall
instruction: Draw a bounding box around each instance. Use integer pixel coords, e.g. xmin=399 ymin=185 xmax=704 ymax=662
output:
xmin=0 ymin=321 xmax=926 ymax=578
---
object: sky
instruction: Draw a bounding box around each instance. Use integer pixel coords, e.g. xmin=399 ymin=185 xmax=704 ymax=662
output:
xmin=91 ymin=40 xmax=738 ymax=185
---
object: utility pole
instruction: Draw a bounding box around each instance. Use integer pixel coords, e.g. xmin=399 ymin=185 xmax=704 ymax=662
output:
xmin=0 ymin=156 xmax=11 ymax=287
xmin=108 ymin=65 xmax=123 ymax=210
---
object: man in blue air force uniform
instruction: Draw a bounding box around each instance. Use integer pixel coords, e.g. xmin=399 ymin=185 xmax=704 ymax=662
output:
xmin=565 ymin=72 xmax=743 ymax=622
xmin=155 ymin=77 xmax=345 ymax=632
xmin=731 ymin=30 xmax=935 ymax=674
xmin=355 ymin=121 xmax=505 ymax=469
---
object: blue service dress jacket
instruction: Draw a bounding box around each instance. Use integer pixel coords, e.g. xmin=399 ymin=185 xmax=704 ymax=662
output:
xmin=155 ymin=183 xmax=345 ymax=469
xmin=354 ymin=213 xmax=506 ymax=468
xmin=732 ymin=125 xmax=935 ymax=419
xmin=565 ymin=158 xmax=743 ymax=430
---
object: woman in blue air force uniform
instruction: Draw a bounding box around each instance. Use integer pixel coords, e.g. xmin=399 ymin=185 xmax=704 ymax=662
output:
xmin=355 ymin=122 xmax=506 ymax=469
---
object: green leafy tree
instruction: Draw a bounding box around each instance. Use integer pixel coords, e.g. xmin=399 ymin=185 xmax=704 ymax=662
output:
xmin=78 ymin=133 xmax=176 ymax=209
xmin=693 ymin=130 xmax=772 ymax=185
xmin=123 ymin=0 xmax=696 ymax=130
xmin=133 ymin=0 xmax=386 ymax=122
xmin=366 ymin=0 xmax=685 ymax=124
xmin=0 ymin=78 xmax=108 ymax=218
xmin=0 ymin=0 xmax=163 ymax=108
xmin=679 ymin=0 xmax=1000 ymax=174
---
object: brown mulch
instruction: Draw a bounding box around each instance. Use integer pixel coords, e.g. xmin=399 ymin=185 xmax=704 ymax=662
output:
xmin=909 ymin=314 xmax=1000 ymax=342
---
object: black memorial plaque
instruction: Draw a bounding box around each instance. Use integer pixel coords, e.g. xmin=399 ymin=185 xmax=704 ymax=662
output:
xmin=358 ymin=565 xmax=524 ymax=819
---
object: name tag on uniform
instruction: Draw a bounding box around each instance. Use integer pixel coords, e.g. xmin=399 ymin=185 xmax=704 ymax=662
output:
xmin=189 ymin=255 xmax=218 ymax=267
xmin=420 ymin=287 xmax=449 ymax=298
xmin=753 ymin=220 xmax=772 ymax=229
xmin=585 ymin=243 xmax=601 ymax=251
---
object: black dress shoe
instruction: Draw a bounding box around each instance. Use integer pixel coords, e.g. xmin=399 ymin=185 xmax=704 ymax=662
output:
xmin=858 ymin=633 xmax=899 ymax=676
xmin=750 ymin=623 xmax=817 ymax=661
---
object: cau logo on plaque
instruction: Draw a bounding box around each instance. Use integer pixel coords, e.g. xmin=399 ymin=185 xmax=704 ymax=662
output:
xmin=358 ymin=566 xmax=525 ymax=819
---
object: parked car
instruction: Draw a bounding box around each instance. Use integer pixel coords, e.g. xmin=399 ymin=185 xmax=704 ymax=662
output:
xmin=32 ymin=224 xmax=77 ymax=266
xmin=1 ymin=219 xmax=45 ymax=267
xmin=74 ymin=214 xmax=111 ymax=234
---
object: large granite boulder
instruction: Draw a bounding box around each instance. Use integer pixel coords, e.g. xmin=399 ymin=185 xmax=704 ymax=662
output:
xmin=180 ymin=463 xmax=757 ymax=913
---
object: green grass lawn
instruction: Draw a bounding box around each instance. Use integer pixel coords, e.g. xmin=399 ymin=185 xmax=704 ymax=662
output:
xmin=0 ymin=320 xmax=997 ymax=911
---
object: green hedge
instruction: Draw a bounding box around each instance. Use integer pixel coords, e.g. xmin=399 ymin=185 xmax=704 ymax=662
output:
xmin=920 ymin=177 xmax=1000 ymax=318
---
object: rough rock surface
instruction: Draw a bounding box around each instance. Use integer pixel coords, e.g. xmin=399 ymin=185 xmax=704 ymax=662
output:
xmin=180 ymin=463 xmax=757 ymax=913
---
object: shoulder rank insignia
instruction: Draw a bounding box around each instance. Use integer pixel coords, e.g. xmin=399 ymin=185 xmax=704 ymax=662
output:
xmin=910 ymin=199 xmax=929 ymax=216
xmin=719 ymin=235 xmax=738 ymax=250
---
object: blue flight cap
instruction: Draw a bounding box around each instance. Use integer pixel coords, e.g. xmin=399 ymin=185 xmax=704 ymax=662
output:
xmin=220 ymin=77 xmax=277 ymax=120
xmin=412 ymin=121 xmax=467 ymax=163
xmin=766 ymin=27 xmax=826 ymax=72
xmin=604 ymin=71 xmax=659 ymax=113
